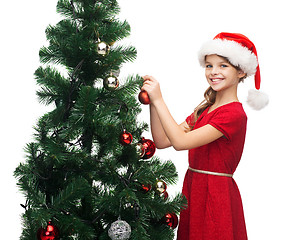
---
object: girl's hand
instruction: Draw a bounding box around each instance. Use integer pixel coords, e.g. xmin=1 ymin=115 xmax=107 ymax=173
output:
xmin=141 ymin=75 xmax=163 ymax=104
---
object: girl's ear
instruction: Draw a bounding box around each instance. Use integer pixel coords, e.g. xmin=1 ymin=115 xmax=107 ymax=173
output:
xmin=238 ymin=70 xmax=246 ymax=79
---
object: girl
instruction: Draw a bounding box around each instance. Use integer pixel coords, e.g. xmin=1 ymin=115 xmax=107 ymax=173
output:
xmin=141 ymin=32 xmax=267 ymax=239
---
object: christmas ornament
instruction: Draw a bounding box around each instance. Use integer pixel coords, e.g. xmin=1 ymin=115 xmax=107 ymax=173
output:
xmin=155 ymin=180 xmax=167 ymax=194
xmin=162 ymin=213 xmax=178 ymax=229
xmin=104 ymin=75 xmax=119 ymax=90
xmin=141 ymin=184 xmax=152 ymax=193
xmin=135 ymin=143 xmax=145 ymax=158
xmin=119 ymin=130 xmax=133 ymax=145
xmin=108 ymin=219 xmax=131 ymax=240
xmin=97 ymin=39 xmax=110 ymax=56
xmin=140 ymin=138 xmax=156 ymax=159
xmin=138 ymin=90 xmax=150 ymax=105
xmin=37 ymin=221 xmax=59 ymax=240
xmin=162 ymin=191 xmax=169 ymax=200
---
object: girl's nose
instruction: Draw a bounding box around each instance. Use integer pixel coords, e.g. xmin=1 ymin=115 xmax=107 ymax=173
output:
xmin=210 ymin=66 xmax=219 ymax=75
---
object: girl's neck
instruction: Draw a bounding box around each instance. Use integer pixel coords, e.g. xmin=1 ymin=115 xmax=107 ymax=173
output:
xmin=211 ymin=88 xmax=239 ymax=109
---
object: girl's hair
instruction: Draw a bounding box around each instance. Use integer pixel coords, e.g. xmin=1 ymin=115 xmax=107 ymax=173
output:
xmin=188 ymin=55 xmax=246 ymax=130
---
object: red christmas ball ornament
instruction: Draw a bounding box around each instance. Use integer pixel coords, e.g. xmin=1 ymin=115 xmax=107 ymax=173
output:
xmin=162 ymin=213 xmax=178 ymax=229
xmin=141 ymin=184 xmax=152 ymax=193
xmin=138 ymin=90 xmax=150 ymax=105
xmin=119 ymin=130 xmax=133 ymax=145
xmin=37 ymin=221 xmax=60 ymax=240
xmin=162 ymin=191 xmax=169 ymax=200
xmin=140 ymin=137 xmax=156 ymax=159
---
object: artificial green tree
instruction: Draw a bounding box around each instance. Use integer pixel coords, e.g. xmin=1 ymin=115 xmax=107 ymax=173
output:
xmin=14 ymin=0 xmax=185 ymax=239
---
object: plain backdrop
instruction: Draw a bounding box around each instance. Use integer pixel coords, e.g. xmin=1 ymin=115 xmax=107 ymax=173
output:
xmin=1 ymin=0 xmax=302 ymax=239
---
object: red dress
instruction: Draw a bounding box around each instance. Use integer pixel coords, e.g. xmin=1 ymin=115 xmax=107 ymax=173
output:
xmin=177 ymin=102 xmax=248 ymax=240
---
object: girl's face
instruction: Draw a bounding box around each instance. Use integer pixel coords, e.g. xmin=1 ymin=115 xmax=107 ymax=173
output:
xmin=205 ymin=54 xmax=246 ymax=92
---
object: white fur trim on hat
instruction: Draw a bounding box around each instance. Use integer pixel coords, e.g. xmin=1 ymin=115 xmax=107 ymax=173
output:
xmin=246 ymin=89 xmax=269 ymax=110
xmin=198 ymin=39 xmax=258 ymax=77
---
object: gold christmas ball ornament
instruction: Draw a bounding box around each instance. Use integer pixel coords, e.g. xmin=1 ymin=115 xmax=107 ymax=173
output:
xmin=103 ymin=75 xmax=119 ymax=90
xmin=155 ymin=180 xmax=167 ymax=194
xmin=97 ymin=40 xmax=110 ymax=56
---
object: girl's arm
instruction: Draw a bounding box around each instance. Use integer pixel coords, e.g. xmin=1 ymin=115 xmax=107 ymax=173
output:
xmin=149 ymin=103 xmax=189 ymax=149
xmin=142 ymin=75 xmax=223 ymax=151
xmin=149 ymin=104 xmax=171 ymax=149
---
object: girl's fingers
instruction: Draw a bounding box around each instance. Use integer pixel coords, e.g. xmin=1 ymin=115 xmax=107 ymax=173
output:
xmin=142 ymin=75 xmax=150 ymax=81
xmin=143 ymin=75 xmax=156 ymax=82
xmin=142 ymin=75 xmax=155 ymax=90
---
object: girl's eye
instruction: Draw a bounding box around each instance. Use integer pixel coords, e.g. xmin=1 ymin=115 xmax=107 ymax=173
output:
xmin=221 ymin=64 xmax=228 ymax=68
xmin=205 ymin=64 xmax=212 ymax=68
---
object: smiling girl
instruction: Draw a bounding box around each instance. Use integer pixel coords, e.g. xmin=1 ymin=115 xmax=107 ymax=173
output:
xmin=141 ymin=33 xmax=268 ymax=239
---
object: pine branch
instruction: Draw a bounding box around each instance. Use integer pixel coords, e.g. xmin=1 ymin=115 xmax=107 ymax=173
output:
xmin=57 ymin=0 xmax=78 ymax=20
xmin=134 ymin=157 xmax=179 ymax=186
xmin=52 ymin=177 xmax=90 ymax=209
xmin=118 ymin=74 xmax=143 ymax=95
xmin=35 ymin=66 xmax=70 ymax=105
xmin=109 ymin=45 xmax=137 ymax=64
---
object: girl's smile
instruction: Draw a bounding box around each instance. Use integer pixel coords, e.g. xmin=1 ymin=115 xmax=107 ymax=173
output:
xmin=209 ymin=77 xmax=224 ymax=83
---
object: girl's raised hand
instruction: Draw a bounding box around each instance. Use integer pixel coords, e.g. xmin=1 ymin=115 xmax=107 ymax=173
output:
xmin=141 ymin=75 xmax=163 ymax=104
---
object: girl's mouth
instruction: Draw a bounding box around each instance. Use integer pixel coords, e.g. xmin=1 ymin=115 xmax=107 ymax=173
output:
xmin=210 ymin=78 xmax=224 ymax=83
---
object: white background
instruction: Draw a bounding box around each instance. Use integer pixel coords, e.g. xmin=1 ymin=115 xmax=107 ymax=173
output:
xmin=1 ymin=0 xmax=302 ymax=239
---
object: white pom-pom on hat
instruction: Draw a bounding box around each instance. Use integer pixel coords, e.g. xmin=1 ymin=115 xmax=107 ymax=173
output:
xmin=247 ymin=89 xmax=269 ymax=110
xmin=198 ymin=32 xmax=268 ymax=110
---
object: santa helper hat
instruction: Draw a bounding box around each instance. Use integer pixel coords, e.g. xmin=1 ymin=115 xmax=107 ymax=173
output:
xmin=198 ymin=32 xmax=269 ymax=110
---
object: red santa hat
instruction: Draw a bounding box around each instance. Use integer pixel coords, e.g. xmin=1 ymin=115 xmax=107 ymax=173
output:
xmin=198 ymin=32 xmax=268 ymax=110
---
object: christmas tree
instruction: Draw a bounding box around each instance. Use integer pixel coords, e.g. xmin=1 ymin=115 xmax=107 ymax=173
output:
xmin=14 ymin=1 xmax=186 ymax=239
